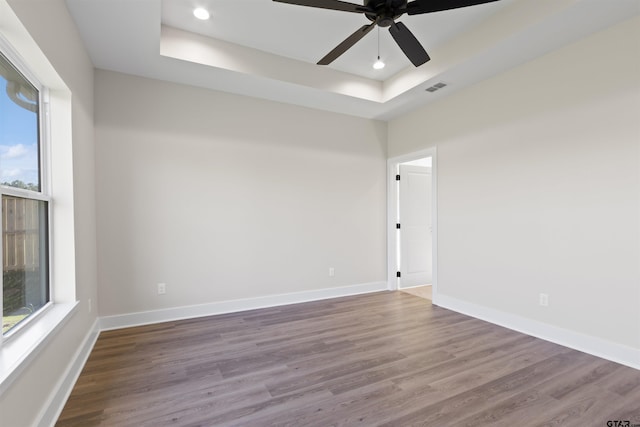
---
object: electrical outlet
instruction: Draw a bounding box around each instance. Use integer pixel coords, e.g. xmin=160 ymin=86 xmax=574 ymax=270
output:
xmin=158 ymin=283 xmax=166 ymax=295
xmin=329 ymin=267 xmax=335 ymax=277
xmin=539 ymin=293 xmax=549 ymax=307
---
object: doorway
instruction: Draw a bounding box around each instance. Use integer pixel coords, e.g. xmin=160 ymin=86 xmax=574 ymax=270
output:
xmin=387 ymin=148 xmax=437 ymax=303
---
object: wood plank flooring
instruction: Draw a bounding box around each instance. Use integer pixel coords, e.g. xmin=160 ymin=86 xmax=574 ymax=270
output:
xmin=400 ymin=285 xmax=432 ymax=300
xmin=56 ymin=291 xmax=640 ymax=426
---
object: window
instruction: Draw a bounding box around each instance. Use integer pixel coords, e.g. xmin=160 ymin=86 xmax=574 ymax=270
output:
xmin=0 ymin=7 xmax=77 ymax=393
xmin=0 ymin=50 xmax=50 ymax=336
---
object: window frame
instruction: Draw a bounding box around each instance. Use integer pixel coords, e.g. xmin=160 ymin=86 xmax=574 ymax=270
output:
xmin=0 ymin=2 xmax=80 ymax=397
xmin=0 ymin=37 xmax=53 ymax=343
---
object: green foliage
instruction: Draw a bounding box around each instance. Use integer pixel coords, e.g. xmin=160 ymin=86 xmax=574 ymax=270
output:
xmin=3 ymin=269 xmax=42 ymax=334
xmin=2 ymin=314 xmax=27 ymax=334
xmin=1 ymin=180 xmax=38 ymax=191
xmin=3 ymin=270 xmax=26 ymax=313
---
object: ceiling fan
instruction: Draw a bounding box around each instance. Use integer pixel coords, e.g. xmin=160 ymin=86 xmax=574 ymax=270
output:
xmin=273 ymin=0 xmax=501 ymax=67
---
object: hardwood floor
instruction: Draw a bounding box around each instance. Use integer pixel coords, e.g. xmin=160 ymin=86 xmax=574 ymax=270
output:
xmin=401 ymin=285 xmax=432 ymax=300
xmin=57 ymin=292 xmax=640 ymax=426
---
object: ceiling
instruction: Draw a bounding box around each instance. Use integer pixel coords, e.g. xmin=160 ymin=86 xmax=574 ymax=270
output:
xmin=161 ymin=0 xmax=511 ymax=81
xmin=65 ymin=0 xmax=639 ymax=120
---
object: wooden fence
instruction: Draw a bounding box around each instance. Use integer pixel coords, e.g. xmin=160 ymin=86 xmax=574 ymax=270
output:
xmin=2 ymin=196 xmax=42 ymax=272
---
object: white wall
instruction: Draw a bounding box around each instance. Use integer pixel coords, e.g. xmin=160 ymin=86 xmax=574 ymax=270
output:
xmin=389 ymin=16 xmax=640 ymax=350
xmin=0 ymin=0 xmax=98 ymax=426
xmin=95 ymin=70 xmax=387 ymax=317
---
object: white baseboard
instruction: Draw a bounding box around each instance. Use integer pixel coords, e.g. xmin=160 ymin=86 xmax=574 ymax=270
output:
xmin=434 ymin=294 xmax=640 ymax=371
xmin=100 ymin=281 xmax=388 ymax=331
xmin=37 ymin=318 xmax=100 ymax=427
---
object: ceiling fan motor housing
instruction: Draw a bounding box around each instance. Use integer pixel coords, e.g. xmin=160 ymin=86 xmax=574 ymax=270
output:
xmin=364 ymin=0 xmax=407 ymax=27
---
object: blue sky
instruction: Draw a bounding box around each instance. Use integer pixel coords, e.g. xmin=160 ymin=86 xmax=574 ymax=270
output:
xmin=0 ymin=76 xmax=39 ymax=187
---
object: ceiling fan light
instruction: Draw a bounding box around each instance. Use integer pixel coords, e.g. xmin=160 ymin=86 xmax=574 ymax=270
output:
xmin=193 ymin=7 xmax=210 ymax=20
xmin=373 ymin=57 xmax=385 ymax=70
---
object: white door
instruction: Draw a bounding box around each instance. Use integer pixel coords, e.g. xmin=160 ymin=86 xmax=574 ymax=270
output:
xmin=399 ymin=164 xmax=432 ymax=288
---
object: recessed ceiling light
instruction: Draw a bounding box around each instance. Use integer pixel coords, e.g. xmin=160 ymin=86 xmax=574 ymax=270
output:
xmin=193 ymin=7 xmax=210 ymax=20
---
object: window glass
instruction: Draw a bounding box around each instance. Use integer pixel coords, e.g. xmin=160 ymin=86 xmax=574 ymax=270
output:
xmin=2 ymin=196 xmax=48 ymax=333
xmin=0 ymin=51 xmax=48 ymax=336
xmin=0 ymin=52 xmax=40 ymax=191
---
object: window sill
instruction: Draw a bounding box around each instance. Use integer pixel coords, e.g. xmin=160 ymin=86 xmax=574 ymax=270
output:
xmin=0 ymin=301 xmax=79 ymax=396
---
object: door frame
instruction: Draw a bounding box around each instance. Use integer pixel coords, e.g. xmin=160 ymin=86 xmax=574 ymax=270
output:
xmin=387 ymin=147 xmax=438 ymax=304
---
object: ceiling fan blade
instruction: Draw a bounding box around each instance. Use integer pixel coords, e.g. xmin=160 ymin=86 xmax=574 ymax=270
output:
xmin=273 ymin=0 xmax=367 ymax=13
xmin=318 ymin=23 xmax=376 ymax=65
xmin=406 ymin=0 xmax=500 ymax=15
xmin=389 ymin=22 xmax=430 ymax=67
